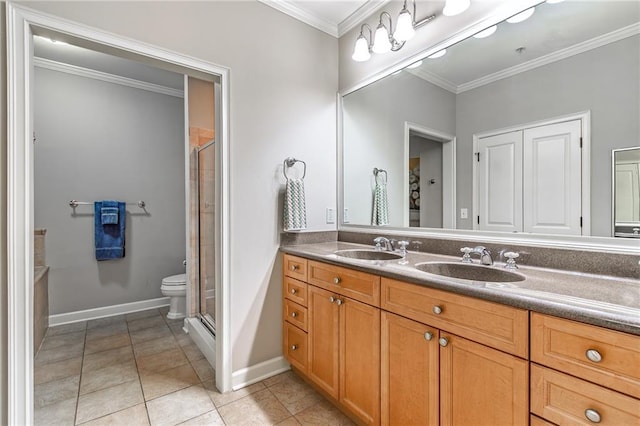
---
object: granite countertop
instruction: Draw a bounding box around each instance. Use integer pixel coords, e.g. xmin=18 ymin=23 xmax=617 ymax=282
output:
xmin=281 ymin=241 xmax=640 ymax=336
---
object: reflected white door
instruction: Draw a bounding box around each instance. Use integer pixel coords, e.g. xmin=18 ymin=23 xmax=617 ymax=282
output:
xmin=477 ymin=131 xmax=523 ymax=233
xmin=616 ymin=163 xmax=640 ymax=222
xmin=523 ymin=120 xmax=582 ymax=235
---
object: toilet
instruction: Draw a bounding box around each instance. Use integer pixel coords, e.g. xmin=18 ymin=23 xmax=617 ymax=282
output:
xmin=161 ymin=273 xmax=187 ymax=319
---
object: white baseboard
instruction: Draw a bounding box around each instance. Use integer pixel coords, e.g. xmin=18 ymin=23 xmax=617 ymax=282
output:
xmin=185 ymin=317 xmax=216 ymax=369
xmin=232 ymin=356 xmax=291 ymax=391
xmin=49 ymin=297 xmax=170 ymax=326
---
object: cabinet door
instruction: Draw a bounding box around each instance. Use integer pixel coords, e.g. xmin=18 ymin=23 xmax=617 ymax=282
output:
xmin=440 ymin=334 xmax=528 ymax=426
xmin=339 ymin=296 xmax=381 ymax=425
xmin=307 ymin=285 xmax=340 ymax=399
xmin=381 ymin=312 xmax=439 ymax=426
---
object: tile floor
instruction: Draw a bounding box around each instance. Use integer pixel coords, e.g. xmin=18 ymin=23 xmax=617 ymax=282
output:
xmin=34 ymin=307 xmax=354 ymax=425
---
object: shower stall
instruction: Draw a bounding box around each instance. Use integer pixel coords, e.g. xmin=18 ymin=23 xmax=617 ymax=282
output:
xmin=197 ymin=140 xmax=216 ymax=334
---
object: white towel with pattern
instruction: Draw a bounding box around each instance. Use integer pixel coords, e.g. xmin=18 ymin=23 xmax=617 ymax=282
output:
xmin=372 ymin=181 xmax=389 ymax=226
xmin=284 ymin=178 xmax=307 ymax=231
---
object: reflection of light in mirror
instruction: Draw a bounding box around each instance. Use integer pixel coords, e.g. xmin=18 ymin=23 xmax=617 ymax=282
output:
xmin=507 ymin=7 xmax=535 ymax=23
xmin=443 ymin=0 xmax=470 ymax=17
xmin=546 ymin=0 xmax=565 ymax=3
xmin=35 ymin=35 xmax=70 ymax=46
xmin=373 ymin=24 xmax=392 ymax=54
xmin=407 ymin=60 xmax=423 ymax=69
xmin=428 ymin=49 xmax=447 ymax=59
xmin=473 ymin=25 xmax=497 ymax=39
xmin=392 ymin=70 xmax=402 ymax=75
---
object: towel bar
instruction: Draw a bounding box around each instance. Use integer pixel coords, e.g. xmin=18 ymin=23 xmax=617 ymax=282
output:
xmin=69 ymin=200 xmax=146 ymax=208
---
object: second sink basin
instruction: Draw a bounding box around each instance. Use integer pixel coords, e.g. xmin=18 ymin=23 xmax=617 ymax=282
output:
xmin=335 ymin=249 xmax=403 ymax=261
xmin=415 ymin=262 xmax=525 ymax=283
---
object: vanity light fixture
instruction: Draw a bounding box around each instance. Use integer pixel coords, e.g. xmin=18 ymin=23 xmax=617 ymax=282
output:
xmin=473 ymin=25 xmax=497 ymax=39
xmin=443 ymin=0 xmax=471 ymax=17
xmin=428 ymin=49 xmax=447 ymax=59
xmin=506 ymin=7 xmax=535 ymax=23
xmin=352 ymin=0 xmax=437 ymax=62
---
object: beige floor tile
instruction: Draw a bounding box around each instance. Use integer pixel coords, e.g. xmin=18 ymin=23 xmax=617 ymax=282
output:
xmin=34 ymin=397 xmax=77 ymax=426
xmin=204 ymin=380 xmax=265 ymax=408
xmin=75 ymin=379 xmax=144 ymax=424
xmin=146 ymin=384 xmax=214 ymax=426
xmin=128 ymin=315 xmax=167 ymax=332
xmin=140 ymin=363 xmax=200 ymax=401
xmin=217 ymin=389 xmax=291 ymax=426
xmin=126 ymin=309 xmax=161 ymax=322
xmin=36 ymin=341 xmax=85 ymax=366
xmin=82 ymin=345 xmax=134 ymax=373
xmin=178 ymin=409 xmax=225 ymax=425
xmin=294 ymin=399 xmax=355 ymax=426
xmin=276 ymin=417 xmax=301 ymax=426
xmin=262 ymin=370 xmax=294 ymax=388
xmin=158 ymin=306 xmax=170 ymax=315
xmin=133 ymin=335 xmax=179 ymax=358
xmin=174 ymin=332 xmax=192 ymax=347
xmin=80 ymin=360 xmax=139 ymax=395
xmin=47 ymin=322 xmax=87 ymax=337
xmin=269 ymin=372 xmax=323 ymax=415
xmin=84 ymin=333 xmax=131 ymax=355
xmin=79 ymin=403 xmax=149 ymax=426
xmin=136 ymin=347 xmax=188 ymax=373
xmin=190 ymin=357 xmax=215 ymax=382
xmin=34 ymin=356 xmax=82 ymax=385
xmin=41 ymin=331 xmax=86 ymax=351
xmin=180 ymin=343 xmax=205 ymax=362
xmin=86 ymin=322 xmax=129 ymax=342
xmin=34 ymin=374 xmax=80 ymax=409
xmin=169 ymin=322 xmax=187 ymax=335
xmin=87 ymin=315 xmax=126 ymax=330
xmin=130 ymin=325 xmax=173 ymax=345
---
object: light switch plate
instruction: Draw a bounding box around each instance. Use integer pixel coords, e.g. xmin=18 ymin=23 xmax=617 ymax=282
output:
xmin=460 ymin=208 xmax=468 ymax=219
xmin=343 ymin=208 xmax=350 ymax=223
xmin=326 ymin=208 xmax=336 ymax=224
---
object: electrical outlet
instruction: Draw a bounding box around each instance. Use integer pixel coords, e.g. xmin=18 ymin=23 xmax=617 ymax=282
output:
xmin=326 ymin=208 xmax=335 ymax=224
xmin=460 ymin=208 xmax=468 ymax=219
xmin=343 ymin=208 xmax=350 ymax=223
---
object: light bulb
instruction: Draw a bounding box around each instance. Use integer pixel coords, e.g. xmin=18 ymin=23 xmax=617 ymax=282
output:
xmin=394 ymin=9 xmax=415 ymax=42
xmin=407 ymin=60 xmax=423 ymax=69
xmin=352 ymin=35 xmax=371 ymax=62
xmin=428 ymin=49 xmax=447 ymax=59
xmin=443 ymin=0 xmax=470 ymax=17
xmin=372 ymin=24 xmax=391 ymax=54
xmin=473 ymin=25 xmax=497 ymax=39
xmin=506 ymin=7 xmax=535 ymax=23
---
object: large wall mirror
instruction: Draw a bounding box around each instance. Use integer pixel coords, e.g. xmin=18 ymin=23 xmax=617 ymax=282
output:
xmin=341 ymin=0 xmax=640 ymax=242
xmin=613 ymin=147 xmax=640 ymax=238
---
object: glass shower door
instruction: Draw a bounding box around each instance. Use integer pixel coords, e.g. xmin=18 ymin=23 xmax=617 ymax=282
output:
xmin=197 ymin=141 xmax=215 ymax=334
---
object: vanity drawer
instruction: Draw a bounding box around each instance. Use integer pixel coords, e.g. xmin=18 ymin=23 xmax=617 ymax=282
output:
xmin=284 ymin=322 xmax=307 ymax=373
xmin=531 ymin=364 xmax=640 ymax=426
xmin=531 ymin=313 xmax=640 ymax=398
xmin=284 ymin=277 xmax=308 ymax=307
xmin=284 ymin=299 xmax=308 ymax=331
xmin=284 ymin=254 xmax=308 ymax=282
xmin=308 ymin=260 xmax=380 ymax=306
xmin=381 ymin=278 xmax=528 ymax=357
xmin=530 ymin=415 xmax=556 ymax=426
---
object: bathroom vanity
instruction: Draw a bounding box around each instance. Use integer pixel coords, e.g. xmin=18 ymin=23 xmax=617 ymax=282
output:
xmin=280 ymin=243 xmax=640 ymax=426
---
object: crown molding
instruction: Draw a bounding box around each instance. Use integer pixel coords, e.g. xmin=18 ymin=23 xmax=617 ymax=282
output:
xmin=34 ymin=57 xmax=184 ymax=98
xmin=338 ymin=0 xmax=392 ymax=37
xmin=407 ymin=67 xmax=458 ymax=94
xmin=257 ymin=0 xmax=339 ymax=37
xmin=457 ymin=22 xmax=640 ymax=93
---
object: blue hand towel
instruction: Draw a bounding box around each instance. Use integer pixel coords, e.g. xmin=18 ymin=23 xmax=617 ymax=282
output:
xmin=94 ymin=201 xmax=126 ymax=260
xmin=101 ymin=202 xmax=119 ymax=225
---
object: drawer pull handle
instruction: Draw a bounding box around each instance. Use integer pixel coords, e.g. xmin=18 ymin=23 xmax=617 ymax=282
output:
xmin=291 ymin=312 xmax=297 ymax=318
xmin=336 ymin=299 xmax=344 ymax=306
xmin=290 ymin=289 xmax=297 ymax=294
xmin=438 ymin=337 xmax=449 ymax=347
xmin=424 ymin=332 xmax=433 ymax=341
xmin=585 ymin=409 xmax=601 ymax=423
xmin=290 ymin=345 xmax=298 ymax=351
xmin=333 ymin=277 xmax=341 ymax=284
xmin=586 ymin=349 xmax=602 ymax=363
xmin=291 ymin=264 xmax=299 ymax=271
xmin=329 ymin=296 xmax=336 ymax=303
xmin=432 ymin=306 xmax=443 ymax=315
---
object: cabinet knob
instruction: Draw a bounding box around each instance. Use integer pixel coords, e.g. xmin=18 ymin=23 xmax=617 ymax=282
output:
xmin=586 ymin=349 xmax=602 ymax=363
xmin=290 ymin=344 xmax=298 ymax=351
xmin=438 ymin=337 xmax=449 ymax=347
xmin=333 ymin=277 xmax=341 ymax=284
xmin=424 ymin=332 xmax=433 ymax=341
xmin=336 ymin=299 xmax=344 ymax=306
xmin=290 ymin=288 xmax=297 ymax=294
xmin=432 ymin=306 xmax=443 ymax=315
xmin=291 ymin=312 xmax=297 ymax=318
xmin=291 ymin=264 xmax=298 ymax=271
xmin=329 ymin=296 xmax=336 ymax=303
xmin=584 ymin=409 xmax=601 ymax=423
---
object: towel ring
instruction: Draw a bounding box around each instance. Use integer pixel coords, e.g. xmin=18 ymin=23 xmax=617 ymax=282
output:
xmin=373 ymin=167 xmax=387 ymax=184
xmin=283 ymin=157 xmax=307 ymax=180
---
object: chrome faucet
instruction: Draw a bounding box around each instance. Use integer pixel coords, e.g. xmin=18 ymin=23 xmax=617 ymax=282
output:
xmin=471 ymin=246 xmax=493 ymax=266
xmin=374 ymin=236 xmax=394 ymax=251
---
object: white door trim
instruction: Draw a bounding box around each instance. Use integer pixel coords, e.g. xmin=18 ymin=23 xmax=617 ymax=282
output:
xmin=6 ymin=4 xmax=233 ymax=423
xmin=403 ymin=122 xmax=456 ymax=229
xmin=472 ymin=111 xmax=591 ymax=235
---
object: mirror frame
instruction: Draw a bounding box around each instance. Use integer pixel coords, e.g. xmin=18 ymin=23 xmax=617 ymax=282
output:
xmin=337 ymin=1 xmax=640 ymax=255
xmin=612 ymin=146 xmax=640 ymax=237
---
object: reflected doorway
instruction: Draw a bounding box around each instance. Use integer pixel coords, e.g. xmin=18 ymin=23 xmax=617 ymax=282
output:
xmin=197 ymin=140 xmax=216 ymax=334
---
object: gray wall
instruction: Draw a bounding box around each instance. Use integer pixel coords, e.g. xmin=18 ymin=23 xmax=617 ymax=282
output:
xmin=34 ymin=67 xmax=186 ymax=314
xmin=455 ymin=35 xmax=640 ymax=235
